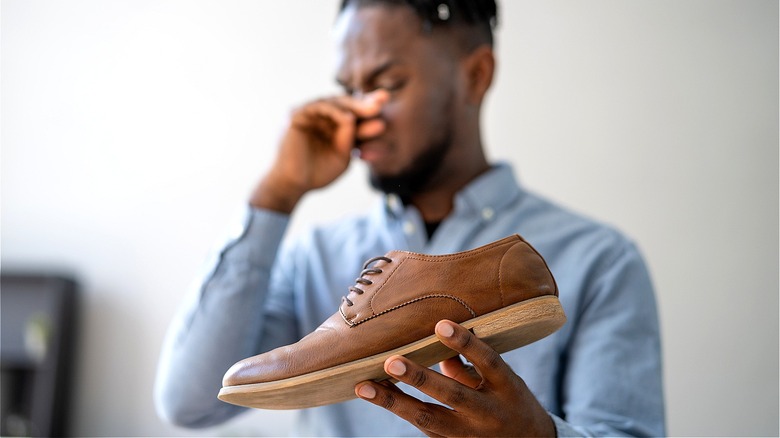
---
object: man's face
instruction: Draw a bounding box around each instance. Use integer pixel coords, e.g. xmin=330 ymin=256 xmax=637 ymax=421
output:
xmin=334 ymin=4 xmax=464 ymax=197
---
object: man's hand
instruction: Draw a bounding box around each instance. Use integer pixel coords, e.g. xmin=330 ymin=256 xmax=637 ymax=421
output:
xmin=250 ymin=90 xmax=389 ymax=213
xmin=355 ymin=320 xmax=556 ymax=437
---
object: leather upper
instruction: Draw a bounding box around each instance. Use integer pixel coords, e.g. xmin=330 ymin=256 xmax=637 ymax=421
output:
xmin=223 ymin=234 xmax=557 ymax=387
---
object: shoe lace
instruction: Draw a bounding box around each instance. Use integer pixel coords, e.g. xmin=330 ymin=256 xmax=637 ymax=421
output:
xmin=342 ymin=256 xmax=393 ymax=306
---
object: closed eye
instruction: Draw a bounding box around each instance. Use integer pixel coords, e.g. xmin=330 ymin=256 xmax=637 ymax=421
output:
xmin=378 ymin=79 xmax=407 ymax=93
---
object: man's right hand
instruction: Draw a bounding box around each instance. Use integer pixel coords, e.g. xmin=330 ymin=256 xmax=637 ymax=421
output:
xmin=250 ymin=90 xmax=389 ymax=213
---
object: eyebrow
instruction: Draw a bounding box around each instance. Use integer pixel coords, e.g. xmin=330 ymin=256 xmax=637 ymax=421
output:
xmin=336 ymin=59 xmax=400 ymax=89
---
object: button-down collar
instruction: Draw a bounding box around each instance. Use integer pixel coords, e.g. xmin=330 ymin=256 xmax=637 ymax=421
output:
xmin=382 ymin=162 xmax=523 ymax=222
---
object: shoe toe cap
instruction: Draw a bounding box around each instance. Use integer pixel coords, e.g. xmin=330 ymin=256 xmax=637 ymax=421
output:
xmin=222 ymin=359 xmax=253 ymax=387
xmin=222 ymin=348 xmax=295 ymax=387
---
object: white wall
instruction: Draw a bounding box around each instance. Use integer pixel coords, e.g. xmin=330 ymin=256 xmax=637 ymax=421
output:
xmin=1 ymin=0 xmax=777 ymax=436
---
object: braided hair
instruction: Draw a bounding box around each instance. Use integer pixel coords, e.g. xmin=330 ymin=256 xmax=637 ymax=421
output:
xmin=338 ymin=0 xmax=498 ymax=49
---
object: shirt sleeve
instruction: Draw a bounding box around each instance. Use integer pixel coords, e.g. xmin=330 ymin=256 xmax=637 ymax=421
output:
xmin=153 ymin=206 xmax=297 ymax=428
xmin=550 ymin=238 xmax=666 ymax=437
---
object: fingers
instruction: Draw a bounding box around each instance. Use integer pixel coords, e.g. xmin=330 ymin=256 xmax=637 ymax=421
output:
xmin=355 ymin=352 xmax=486 ymax=436
xmin=439 ymin=356 xmax=482 ymax=388
xmin=291 ymin=90 xmax=388 ymax=151
xmin=355 ymin=117 xmax=385 ymax=141
xmin=355 ymin=321 xmax=556 ymax=437
xmin=332 ymin=90 xmax=388 ymax=143
xmin=356 ymin=320 xmax=510 ymax=414
xmin=355 ymin=379 xmax=453 ymax=437
xmin=388 ymin=355 xmax=482 ymax=410
xmin=332 ymin=89 xmax=389 ymax=119
xmin=290 ymin=101 xmax=355 ymax=153
xmin=435 ymin=320 xmax=513 ymax=388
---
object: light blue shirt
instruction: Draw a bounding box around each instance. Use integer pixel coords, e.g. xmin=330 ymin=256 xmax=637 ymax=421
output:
xmin=155 ymin=163 xmax=665 ymax=436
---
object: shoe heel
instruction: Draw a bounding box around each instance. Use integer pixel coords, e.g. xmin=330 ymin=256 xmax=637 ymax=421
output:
xmin=465 ymin=295 xmax=566 ymax=354
xmin=402 ymin=295 xmax=565 ymax=367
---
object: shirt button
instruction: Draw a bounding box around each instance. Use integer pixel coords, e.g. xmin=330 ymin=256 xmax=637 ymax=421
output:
xmin=403 ymin=221 xmax=416 ymax=235
xmin=386 ymin=194 xmax=401 ymax=211
xmin=482 ymin=207 xmax=495 ymax=221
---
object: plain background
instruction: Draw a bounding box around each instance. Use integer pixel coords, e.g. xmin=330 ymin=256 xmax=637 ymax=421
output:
xmin=2 ymin=0 xmax=777 ymax=436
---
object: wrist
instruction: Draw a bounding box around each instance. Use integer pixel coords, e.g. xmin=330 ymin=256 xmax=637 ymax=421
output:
xmin=249 ymin=174 xmax=305 ymax=214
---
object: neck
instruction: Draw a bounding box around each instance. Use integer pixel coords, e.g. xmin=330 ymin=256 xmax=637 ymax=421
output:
xmin=408 ymin=154 xmax=490 ymax=223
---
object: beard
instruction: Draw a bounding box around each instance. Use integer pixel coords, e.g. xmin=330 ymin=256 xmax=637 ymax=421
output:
xmin=369 ymin=86 xmax=457 ymax=200
xmin=368 ymin=129 xmax=453 ymax=201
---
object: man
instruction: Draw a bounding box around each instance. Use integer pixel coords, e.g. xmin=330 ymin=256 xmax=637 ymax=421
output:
xmin=155 ymin=0 xmax=665 ymax=436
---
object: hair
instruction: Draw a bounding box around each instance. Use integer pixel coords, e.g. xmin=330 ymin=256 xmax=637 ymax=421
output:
xmin=338 ymin=0 xmax=498 ymax=49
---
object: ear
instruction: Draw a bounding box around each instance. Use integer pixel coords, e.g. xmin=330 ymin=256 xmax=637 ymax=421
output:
xmin=462 ymin=45 xmax=495 ymax=106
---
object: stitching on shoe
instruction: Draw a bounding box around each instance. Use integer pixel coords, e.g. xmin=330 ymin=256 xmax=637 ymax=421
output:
xmin=340 ymin=236 xmax=521 ymax=327
xmin=498 ymin=244 xmax=511 ymax=308
xmin=399 ymin=236 xmax=517 ymax=262
xmin=345 ymin=294 xmax=477 ymax=327
xmin=369 ymin=256 xmax=406 ymax=316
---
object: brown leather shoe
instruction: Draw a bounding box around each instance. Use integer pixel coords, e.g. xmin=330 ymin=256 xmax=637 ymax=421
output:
xmin=218 ymin=234 xmax=565 ymax=409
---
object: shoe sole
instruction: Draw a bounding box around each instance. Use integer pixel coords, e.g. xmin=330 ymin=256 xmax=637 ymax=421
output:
xmin=218 ymin=295 xmax=566 ymax=410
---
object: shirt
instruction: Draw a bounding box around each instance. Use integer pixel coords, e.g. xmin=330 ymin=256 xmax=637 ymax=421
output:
xmin=154 ymin=162 xmax=665 ymax=436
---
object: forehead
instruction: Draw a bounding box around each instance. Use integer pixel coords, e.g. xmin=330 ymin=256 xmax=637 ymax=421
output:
xmin=333 ymin=4 xmax=426 ymax=78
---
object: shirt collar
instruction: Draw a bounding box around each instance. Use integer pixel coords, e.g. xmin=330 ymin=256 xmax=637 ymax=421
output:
xmin=383 ymin=161 xmax=524 ymax=219
xmin=453 ymin=161 xmax=523 ymax=217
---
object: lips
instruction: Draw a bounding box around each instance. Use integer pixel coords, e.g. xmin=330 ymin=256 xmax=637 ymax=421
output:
xmin=355 ymin=139 xmax=387 ymax=163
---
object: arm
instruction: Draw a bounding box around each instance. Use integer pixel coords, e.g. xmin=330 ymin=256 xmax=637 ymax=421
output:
xmin=154 ymin=90 xmax=389 ymax=428
xmin=552 ymin=240 xmax=665 ymax=436
xmin=153 ymin=208 xmax=295 ymax=428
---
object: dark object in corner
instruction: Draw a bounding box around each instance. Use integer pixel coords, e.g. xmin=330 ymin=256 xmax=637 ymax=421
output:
xmin=1 ymin=274 xmax=78 ymax=437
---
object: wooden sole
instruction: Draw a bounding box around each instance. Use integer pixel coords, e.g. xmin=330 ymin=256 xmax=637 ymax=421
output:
xmin=218 ymin=295 xmax=566 ymax=410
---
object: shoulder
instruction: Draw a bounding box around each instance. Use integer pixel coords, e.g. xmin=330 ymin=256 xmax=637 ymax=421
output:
xmin=516 ymin=189 xmax=636 ymax=257
xmin=511 ymin=189 xmax=650 ymax=295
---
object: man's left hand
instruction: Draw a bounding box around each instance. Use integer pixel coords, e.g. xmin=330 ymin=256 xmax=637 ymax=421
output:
xmin=355 ymin=320 xmax=555 ymax=437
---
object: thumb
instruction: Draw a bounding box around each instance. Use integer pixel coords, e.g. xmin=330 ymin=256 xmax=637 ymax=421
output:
xmin=439 ymin=356 xmax=482 ymax=388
